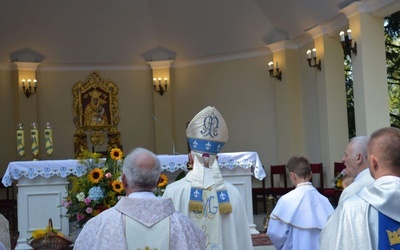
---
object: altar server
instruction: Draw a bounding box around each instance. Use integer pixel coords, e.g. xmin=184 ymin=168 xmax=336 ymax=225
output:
xmin=267 ymin=156 xmax=334 ymax=250
xmin=163 ymin=106 xmax=253 ymax=250
xmin=74 ymin=147 xmax=206 ymax=250
xmin=320 ymin=127 xmax=400 ymax=250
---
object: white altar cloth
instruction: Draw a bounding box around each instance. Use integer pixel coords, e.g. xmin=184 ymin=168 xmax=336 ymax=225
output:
xmin=2 ymin=151 xmax=265 ymax=187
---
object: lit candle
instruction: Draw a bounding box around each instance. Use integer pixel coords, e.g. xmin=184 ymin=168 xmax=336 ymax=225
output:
xmin=268 ymin=61 xmax=274 ymax=70
xmin=31 ymin=122 xmax=39 ymax=158
xmin=44 ymin=122 xmax=53 ymax=155
xmin=312 ymin=48 xmax=317 ymax=58
xmin=153 ymin=78 xmax=156 ymax=86
xmin=158 ymin=77 xmax=161 ymax=85
xmin=22 ymin=79 xmax=25 ymax=87
xmin=28 ymin=79 xmax=31 ymax=87
xmin=33 ymin=79 xmax=37 ymax=87
xmin=275 ymin=61 xmax=279 ymax=69
xmin=339 ymin=31 xmax=345 ymax=42
xmin=306 ymin=50 xmax=312 ymax=59
xmin=347 ymin=29 xmax=352 ymax=40
xmin=16 ymin=123 xmax=25 ymax=157
xmin=164 ymin=77 xmax=168 ymax=85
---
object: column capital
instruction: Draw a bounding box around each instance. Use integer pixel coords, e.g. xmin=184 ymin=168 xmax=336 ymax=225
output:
xmin=147 ymin=60 xmax=174 ymax=69
xmin=267 ymin=40 xmax=297 ymax=53
xmin=13 ymin=62 xmax=40 ymax=71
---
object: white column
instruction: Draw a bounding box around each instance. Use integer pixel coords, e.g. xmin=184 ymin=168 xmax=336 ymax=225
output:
xmin=341 ymin=2 xmax=390 ymax=135
xmin=267 ymin=41 xmax=305 ymax=163
xmin=147 ymin=60 xmax=175 ymax=155
xmin=309 ymin=31 xmax=349 ymax=186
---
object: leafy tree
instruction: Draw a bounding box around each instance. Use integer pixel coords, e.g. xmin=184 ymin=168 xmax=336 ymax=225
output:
xmin=344 ymin=55 xmax=355 ymax=139
xmin=385 ymin=11 xmax=400 ymax=128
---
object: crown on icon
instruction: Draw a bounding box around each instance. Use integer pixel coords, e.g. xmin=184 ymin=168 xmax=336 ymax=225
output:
xmin=387 ymin=228 xmax=400 ymax=246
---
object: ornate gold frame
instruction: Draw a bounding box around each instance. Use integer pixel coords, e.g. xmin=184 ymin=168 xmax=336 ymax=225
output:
xmin=72 ymin=71 xmax=121 ymax=158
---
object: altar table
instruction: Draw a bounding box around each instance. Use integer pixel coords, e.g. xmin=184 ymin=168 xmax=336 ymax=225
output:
xmin=2 ymin=152 xmax=265 ymax=249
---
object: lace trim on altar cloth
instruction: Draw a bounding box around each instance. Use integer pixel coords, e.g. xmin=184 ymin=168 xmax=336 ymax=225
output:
xmin=2 ymin=152 xmax=266 ymax=187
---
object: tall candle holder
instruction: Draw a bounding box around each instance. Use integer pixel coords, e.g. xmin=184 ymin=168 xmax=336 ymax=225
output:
xmin=31 ymin=122 xmax=40 ymax=160
xmin=16 ymin=123 xmax=25 ymax=157
xmin=44 ymin=122 xmax=54 ymax=156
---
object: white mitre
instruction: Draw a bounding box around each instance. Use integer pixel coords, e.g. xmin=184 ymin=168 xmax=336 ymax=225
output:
xmin=186 ymin=106 xmax=232 ymax=214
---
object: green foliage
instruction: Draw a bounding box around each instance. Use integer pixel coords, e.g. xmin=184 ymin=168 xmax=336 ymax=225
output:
xmin=385 ymin=11 xmax=400 ymax=128
xmin=344 ymin=54 xmax=356 ymax=139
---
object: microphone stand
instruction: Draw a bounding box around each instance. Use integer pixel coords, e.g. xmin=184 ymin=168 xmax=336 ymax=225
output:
xmin=152 ymin=115 xmax=176 ymax=155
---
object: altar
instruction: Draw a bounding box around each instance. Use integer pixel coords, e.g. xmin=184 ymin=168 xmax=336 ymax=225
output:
xmin=2 ymin=151 xmax=265 ymax=249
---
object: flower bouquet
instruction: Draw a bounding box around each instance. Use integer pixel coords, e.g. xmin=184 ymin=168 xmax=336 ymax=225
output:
xmin=332 ymin=169 xmax=347 ymax=190
xmin=62 ymin=148 xmax=125 ymax=228
xmin=153 ymin=173 xmax=168 ymax=196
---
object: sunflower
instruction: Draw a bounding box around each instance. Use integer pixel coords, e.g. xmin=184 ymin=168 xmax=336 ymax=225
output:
xmin=32 ymin=229 xmax=47 ymax=239
xmin=110 ymin=148 xmax=123 ymax=161
xmin=88 ymin=168 xmax=104 ymax=184
xmin=111 ymin=180 xmax=124 ymax=193
xmin=158 ymin=174 xmax=168 ymax=187
xmin=336 ymin=179 xmax=342 ymax=188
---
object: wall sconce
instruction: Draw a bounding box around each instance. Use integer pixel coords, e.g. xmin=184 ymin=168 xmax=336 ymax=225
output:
xmin=340 ymin=29 xmax=357 ymax=57
xmin=22 ymin=79 xmax=37 ymax=98
xmin=306 ymin=48 xmax=321 ymax=71
xmin=153 ymin=77 xmax=168 ymax=96
xmin=268 ymin=61 xmax=282 ymax=81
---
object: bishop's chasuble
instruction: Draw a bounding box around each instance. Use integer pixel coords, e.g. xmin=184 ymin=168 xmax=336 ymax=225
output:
xmin=163 ymin=168 xmax=253 ymax=250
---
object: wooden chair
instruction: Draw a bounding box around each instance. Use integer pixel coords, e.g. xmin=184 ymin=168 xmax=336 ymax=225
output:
xmin=252 ymin=167 xmax=267 ymax=214
xmin=321 ymin=162 xmax=346 ymax=206
xmin=310 ymin=163 xmax=324 ymax=193
xmin=0 ymin=178 xmax=17 ymax=232
xmin=268 ymin=165 xmax=292 ymax=199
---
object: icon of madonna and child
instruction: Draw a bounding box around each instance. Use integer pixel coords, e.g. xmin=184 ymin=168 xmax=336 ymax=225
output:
xmin=82 ymin=89 xmax=111 ymax=127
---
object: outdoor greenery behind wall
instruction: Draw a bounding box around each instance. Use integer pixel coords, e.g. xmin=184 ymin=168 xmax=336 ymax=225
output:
xmin=385 ymin=11 xmax=400 ymax=128
xmin=345 ymin=11 xmax=400 ymax=138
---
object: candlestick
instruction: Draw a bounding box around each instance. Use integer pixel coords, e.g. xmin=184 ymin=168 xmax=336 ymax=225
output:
xmin=268 ymin=61 xmax=274 ymax=70
xmin=339 ymin=31 xmax=345 ymax=42
xmin=347 ymin=29 xmax=352 ymax=40
xmin=306 ymin=50 xmax=312 ymax=59
xmin=16 ymin=123 xmax=25 ymax=157
xmin=44 ymin=122 xmax=53 ymax=156
xmin=31 ymin=122 xmax=39 ymax=159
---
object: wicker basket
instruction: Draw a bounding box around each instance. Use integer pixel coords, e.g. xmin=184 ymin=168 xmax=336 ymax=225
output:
xmin=29 ymin=219 xmax=72 ymax=250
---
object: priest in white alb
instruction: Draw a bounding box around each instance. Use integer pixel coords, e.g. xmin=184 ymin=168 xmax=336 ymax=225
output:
xmin=320 ymin=127 xmax=400 ymax=250
xmin=74 ymin=147 xmax=206 ymax=250
xmin=163 ymin=106 xmax=253 ymax=250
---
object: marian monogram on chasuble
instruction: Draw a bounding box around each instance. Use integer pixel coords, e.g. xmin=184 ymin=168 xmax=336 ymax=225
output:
xmin=379 ymin=212 xmax=400 ymax=250
xmin=190 ymin=187 xmax=222 ymax=250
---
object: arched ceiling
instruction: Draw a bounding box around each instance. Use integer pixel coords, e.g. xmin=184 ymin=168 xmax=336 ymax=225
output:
xmin=0 ymin=0 xmax=395 ymax=64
